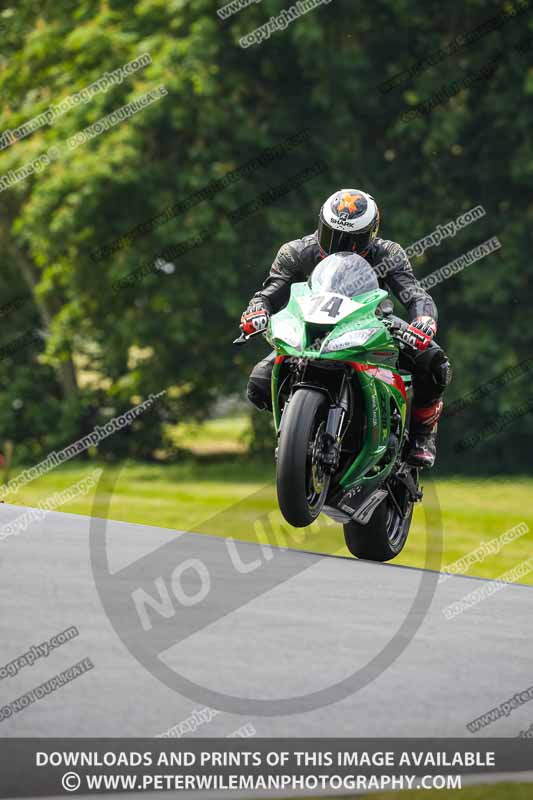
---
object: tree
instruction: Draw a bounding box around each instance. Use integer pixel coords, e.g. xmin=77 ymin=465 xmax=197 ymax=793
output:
xmin=0 ymin=0 xmax=531 ymax=471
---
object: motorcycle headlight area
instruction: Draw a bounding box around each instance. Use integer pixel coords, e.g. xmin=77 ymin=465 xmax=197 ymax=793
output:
xmin=272 ymin=320 xmax=302 ymax=350
xmin=322 ymin=328 xmax=380 ymax=352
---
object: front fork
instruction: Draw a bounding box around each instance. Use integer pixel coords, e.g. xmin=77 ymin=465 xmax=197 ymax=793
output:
xmin=320 ymin=374 xmax=350 ymax=474
xmin=273 ymin=358 xmax=349 ymax=475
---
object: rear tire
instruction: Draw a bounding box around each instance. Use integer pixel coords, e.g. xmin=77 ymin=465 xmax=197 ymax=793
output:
xmin=343 ymin=475 xmax=416 ymax=562
xmin=276 ymin=389 xmax=330 ymax=528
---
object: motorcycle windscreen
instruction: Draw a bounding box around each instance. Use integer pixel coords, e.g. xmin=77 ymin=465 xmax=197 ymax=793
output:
xmin=310 ymin=251 xmax=379 ymax=299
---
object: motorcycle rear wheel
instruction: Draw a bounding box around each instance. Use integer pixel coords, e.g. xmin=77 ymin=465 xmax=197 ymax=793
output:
xmin=343 ymin=474 xmax=416 ymax=562
xmin=276 ymin=389 xmax=331 ymax=528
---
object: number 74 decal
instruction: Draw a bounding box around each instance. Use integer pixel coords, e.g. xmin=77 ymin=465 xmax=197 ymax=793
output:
xmin=299 ymin=292 xmax=362 ymax=324
xmin=308 ymin=294 xmax=344 ymax=318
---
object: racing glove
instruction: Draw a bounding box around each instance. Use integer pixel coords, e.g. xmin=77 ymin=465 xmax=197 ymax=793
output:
xmin=403 ymin=315 xmax=437 ymax=351
xmin=410 ymin=315 xmax=437 ymax=339
xmin=385 ymin=315 xmax=434 ymax=352
xmin=240 ymin=297 xmax=271 ymax=336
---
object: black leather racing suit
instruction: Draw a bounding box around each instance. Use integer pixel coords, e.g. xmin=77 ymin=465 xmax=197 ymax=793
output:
xmin=247 ymin=232 xmax=452 ymax=411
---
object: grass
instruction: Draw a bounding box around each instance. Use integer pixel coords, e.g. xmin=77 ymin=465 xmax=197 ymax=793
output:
xmin=354 ymin=785 xmax=532 ymax=800
xmin=166 ymin=416 xmax=250 ymax=455
xmin=1 ymin=414 xmax=531 ymax=582
xmin=2 ymin=455 xmax=532 ymax=585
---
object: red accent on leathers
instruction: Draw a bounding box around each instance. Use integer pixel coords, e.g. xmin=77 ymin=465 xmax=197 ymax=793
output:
xmin=412 ymin=399 xmax=444 ymax=430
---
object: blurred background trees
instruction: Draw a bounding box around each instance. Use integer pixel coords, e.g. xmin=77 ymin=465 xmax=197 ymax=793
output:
xmin=0 ymin=0 xmax=531 ymax=472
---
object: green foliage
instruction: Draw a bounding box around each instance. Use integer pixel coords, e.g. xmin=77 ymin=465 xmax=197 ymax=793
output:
xmin=0 ymin=0 xmax=531 ymax=471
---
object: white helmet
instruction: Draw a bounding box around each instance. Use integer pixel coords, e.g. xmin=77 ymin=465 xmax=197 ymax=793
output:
xmin=318 ymin=189 xmax=380 ymax=257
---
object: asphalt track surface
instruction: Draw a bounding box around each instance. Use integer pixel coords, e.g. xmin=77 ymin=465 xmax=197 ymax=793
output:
xmin=0 ymin=504 xmax=532 ymax=738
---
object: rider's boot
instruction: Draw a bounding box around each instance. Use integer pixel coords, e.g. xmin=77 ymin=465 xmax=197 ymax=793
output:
xmin=407 ymin=400 xmax=443 ymax=469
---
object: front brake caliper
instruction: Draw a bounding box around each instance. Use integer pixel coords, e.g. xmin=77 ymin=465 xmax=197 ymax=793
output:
xmin=320 ymin=433 xmax=340 ymax=474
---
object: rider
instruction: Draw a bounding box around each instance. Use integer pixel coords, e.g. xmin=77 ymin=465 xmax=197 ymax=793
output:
xmin=240 ymin=189 xmax=452 ymax=468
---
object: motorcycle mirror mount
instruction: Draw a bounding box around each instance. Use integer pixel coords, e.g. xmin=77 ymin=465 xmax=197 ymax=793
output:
xmin=232 ymin=329 xmax=263 ymax=345
xmin=377 ymin=298 xmax=394 ymax=317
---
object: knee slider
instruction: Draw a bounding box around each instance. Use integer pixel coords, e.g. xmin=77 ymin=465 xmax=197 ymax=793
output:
xmin=247 ymin=382 xmax=271 ymax=411
xmin=432 ymin=356 xmax=452 ymax=389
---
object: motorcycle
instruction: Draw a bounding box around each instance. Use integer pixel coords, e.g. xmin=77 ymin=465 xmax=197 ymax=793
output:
xmin=235 ymin=252 xmax=424 ymax=562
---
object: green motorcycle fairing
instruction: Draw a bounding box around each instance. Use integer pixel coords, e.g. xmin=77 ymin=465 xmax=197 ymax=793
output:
xmin=266 ymin=281 xmax=411 ymax=495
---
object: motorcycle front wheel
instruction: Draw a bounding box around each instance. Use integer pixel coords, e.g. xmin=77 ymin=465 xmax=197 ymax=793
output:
xmin=276 ymin=388 xmax=331 ymax=528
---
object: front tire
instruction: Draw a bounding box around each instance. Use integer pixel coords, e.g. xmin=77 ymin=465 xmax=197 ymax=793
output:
xmin=276 ymin=389 xmax=330 ymax=527
xmin=343 ymin=474 xmax=416 ymax=562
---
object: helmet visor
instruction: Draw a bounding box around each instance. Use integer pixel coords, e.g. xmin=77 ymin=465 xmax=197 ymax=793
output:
xmin=318 ymin=218 xmax=372 ymax=256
